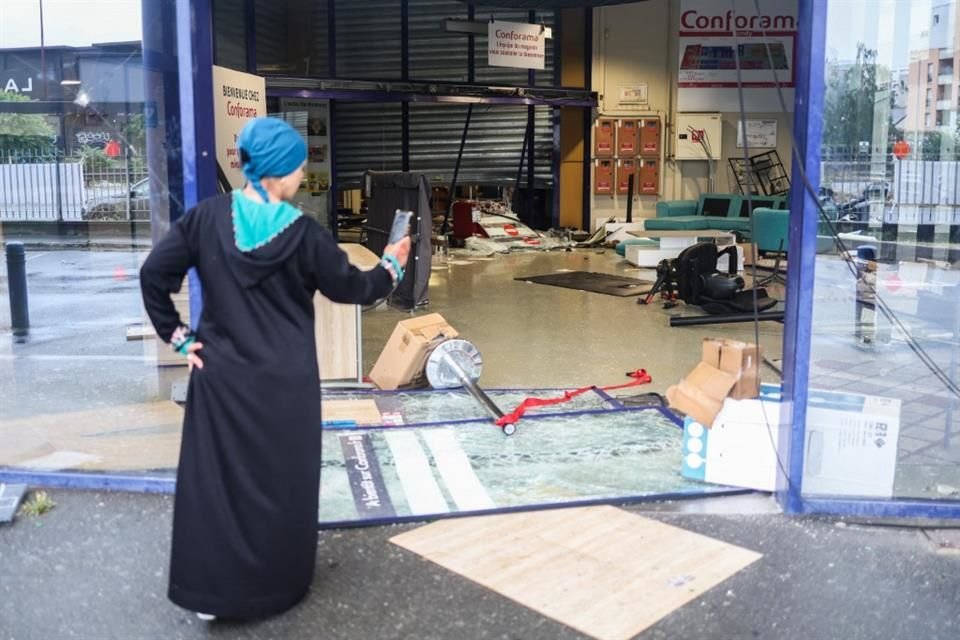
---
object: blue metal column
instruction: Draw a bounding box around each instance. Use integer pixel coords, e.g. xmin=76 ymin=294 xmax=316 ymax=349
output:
xmin=176 ymin=0 xmax=218 ymax=325
xmin=141 ymin=0 xmax=184 ymax=239
xmin=777 ymin=0 xmax=828 ymax=514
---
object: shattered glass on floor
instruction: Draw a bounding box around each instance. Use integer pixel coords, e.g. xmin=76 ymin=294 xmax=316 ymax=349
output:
xmin=318 ymin=404 xmax=738 ymax=526
xmin=322 ymin=387 xmax=617 ymax=427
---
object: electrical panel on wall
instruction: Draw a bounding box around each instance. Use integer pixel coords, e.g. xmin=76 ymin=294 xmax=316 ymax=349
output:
xmin=594 ymin=159 xmax=614 ymax=195
xmin=617 ymin=159 xmax=638 ymax=195
xmin=675 ymin=113 xmax=722 ymax=161
xmin=595 ymin=119 xmax=615 ymax=157
xmin=639 ymin=159 xmax=659 ymax=195
xmin=616 ymin=120 xmax=639 ymax=157
xmin=640 ymin=119 xmax=660 ymax=157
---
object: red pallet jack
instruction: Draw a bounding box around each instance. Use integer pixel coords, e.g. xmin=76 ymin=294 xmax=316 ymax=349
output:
xmin=495 ymin=370 xmax=653 ymax=434
xmin=424 ymin=339 xmax=653 ymax=436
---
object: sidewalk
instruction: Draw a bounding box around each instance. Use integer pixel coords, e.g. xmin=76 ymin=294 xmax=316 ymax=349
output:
xmin=2 ymin=490 xmax=958 ymax=640
xmin=2 ymin=223 xmax=154 ymax=252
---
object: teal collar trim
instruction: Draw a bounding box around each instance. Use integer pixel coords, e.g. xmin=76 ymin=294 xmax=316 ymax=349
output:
xmin=231 ymin=190 xmax=303 ymax=252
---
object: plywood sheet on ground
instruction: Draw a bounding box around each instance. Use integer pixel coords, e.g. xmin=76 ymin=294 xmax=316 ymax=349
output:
xmin=0 ymin=402 xmax=183 ymax=471
xmin=390 ymin=506 xmax=762 ymax=640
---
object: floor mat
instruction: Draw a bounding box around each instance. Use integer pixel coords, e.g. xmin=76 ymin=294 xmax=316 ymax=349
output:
xmin=515 ymin=271 xmax=652 ymax=297
xmin=390 ymin=505 xmax=762 ymax=640
xmin=318 ymin=404 xmax=741 ymax=526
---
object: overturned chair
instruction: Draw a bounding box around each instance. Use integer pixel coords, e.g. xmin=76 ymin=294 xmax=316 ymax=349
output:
xmin=641 ymin=242 xmax=783 ymax=326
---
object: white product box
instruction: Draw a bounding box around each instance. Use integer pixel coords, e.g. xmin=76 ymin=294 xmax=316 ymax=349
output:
xmin=802 ymin=387 xmax=902 ymax=498
xmin=681 ymin=384 xmax=902 ymax=498
xmin=681 ymin=385 xmax=786 ymax=492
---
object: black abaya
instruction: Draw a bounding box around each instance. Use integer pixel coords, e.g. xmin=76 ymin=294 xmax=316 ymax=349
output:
xmin=140 ymin=194 xmax=393 ymax=618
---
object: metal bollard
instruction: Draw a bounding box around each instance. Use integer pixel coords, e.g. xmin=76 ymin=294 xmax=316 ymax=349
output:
xmin=6 ymin=242 xmax=29 ymax=336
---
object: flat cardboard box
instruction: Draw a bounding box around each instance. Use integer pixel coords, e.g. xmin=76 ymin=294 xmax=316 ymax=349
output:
xmin=802 ymin=387 xmax=902 ymax=498
xmin=702 ymin=338 xmax=761 ymax=400
xmin=666 ymin=362 xmax=739 ymax=427
xmin=369 ymin=313 xmax=458 ymax=390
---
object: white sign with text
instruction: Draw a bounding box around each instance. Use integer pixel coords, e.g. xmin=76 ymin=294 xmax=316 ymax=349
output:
xmin=488 ymin=20 xmax=546 ymax=70
xmin=212 ymin=65 xmax=267 ymax=190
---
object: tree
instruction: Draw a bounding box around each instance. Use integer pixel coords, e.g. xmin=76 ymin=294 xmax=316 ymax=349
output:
xmin=822 ymin=44 xmax=898 ymax=154
xmin=0 ymin=91 xmax=56 ymax=153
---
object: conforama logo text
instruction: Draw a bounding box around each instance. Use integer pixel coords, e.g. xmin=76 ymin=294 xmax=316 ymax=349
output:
xmin=681 ymin=10 xmax=796 ymax=32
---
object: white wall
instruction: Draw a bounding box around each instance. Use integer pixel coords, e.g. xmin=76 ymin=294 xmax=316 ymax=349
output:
xmin=589 ymin=0 xmax=797 ymax=230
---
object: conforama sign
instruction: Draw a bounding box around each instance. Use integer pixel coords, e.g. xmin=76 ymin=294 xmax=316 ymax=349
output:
xmin=680 ymin=9 xmax=796 ymax=33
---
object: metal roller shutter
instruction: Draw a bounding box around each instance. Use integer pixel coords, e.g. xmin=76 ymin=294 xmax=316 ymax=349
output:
xmin=309 ymin=2 xmax=331 ymax=77
xmin=255 ymin=0 xmax=289 ymax=70
xmin=335 ymin=3 xmax=556 ymax=189
xmin=334 ymin=102 xmax=404 ymax=187
xmin=335 ymin=0 xmax=403 ymax=79
xmin=409 ymin=0 xmax=469 ymax=82
xmin=213 ymin=0 xmax=247 ymax=71
xmin=407 ymin=103 xmax=553 ymax=186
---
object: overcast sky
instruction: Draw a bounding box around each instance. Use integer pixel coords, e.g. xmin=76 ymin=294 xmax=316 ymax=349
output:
xmin=825 ymin=0 xmax=935 ymax=67
xmin=0 ymin=0 xmax=142 ymax=49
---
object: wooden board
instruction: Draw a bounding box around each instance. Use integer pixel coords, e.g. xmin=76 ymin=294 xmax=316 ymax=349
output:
xmin=322 ymin=399 xmax=382 ymax=426
xmin=315 ymin=243 xmax=379 ymax=382
xmin=390 ymin=506 xmax=762 ymax=640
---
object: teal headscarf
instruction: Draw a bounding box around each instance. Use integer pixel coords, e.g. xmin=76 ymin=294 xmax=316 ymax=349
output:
xmin=237 ymin=117 xmax=307 ymax=203
xmin=232 ymin=117 xmax=308 ymax=252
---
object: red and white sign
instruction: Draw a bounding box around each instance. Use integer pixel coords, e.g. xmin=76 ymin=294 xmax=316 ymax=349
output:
xmin=678 ymin=0 xmax=798 ymax=111
xmin=488 ymin=20 xmax=547 ymax=70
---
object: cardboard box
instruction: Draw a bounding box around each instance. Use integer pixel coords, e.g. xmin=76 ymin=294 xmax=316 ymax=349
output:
xmin=681 ymin=386 xmax=786 ymax=491
xmin=666 ymin=362 xmax=738 ymax=427
xmin=702 ymin=338 xmax=760 ymax=400
xmin=738 ymin=243 xmax=758 ymax=267
xmin=369 ymin=314 xmax=458 ymax=390
xmin=802 ymin=387 xmax=901 ymax=498
xmin=680 ymin=384 xmax=902 ymax=497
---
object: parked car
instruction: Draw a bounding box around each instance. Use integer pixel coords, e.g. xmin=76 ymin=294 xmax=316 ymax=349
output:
xmin=81 ymin=178 xmax=151 ymax=221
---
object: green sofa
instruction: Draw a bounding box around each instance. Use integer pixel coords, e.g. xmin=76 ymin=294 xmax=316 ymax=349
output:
xmin=648 ymin=193 xmax=789 ymax=239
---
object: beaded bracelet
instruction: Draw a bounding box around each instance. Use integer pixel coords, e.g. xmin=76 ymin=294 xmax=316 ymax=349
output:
xmin=170 ymin=324 xmax=196 ymax=355
xmin=381 ymin=253 xmax=405 ymax=284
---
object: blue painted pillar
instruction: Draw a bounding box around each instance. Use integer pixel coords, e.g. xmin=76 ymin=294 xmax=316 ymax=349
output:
xmin=777 ymin=0 xmax=828 ymax=514
xmin=176 ymin=0 xmax=218 ymax=326
xmin=141 ymin=0 xmax=184 ymax=243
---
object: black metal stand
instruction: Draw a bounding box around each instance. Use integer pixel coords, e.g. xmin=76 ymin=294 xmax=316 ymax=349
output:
xmin=755 ymin=239 xmax=787 ymax=286
xmin=669 ymin=310 xmax=785 ymax=327
xmin=637 ymin=259 xmax=678 ymax=307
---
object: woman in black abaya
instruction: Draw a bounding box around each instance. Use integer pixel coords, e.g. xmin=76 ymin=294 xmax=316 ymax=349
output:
xmin=140 ymin=117 xmax=410 ymax=621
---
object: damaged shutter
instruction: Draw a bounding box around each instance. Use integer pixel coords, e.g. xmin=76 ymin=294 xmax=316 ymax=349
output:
xmin=334 ymin=102 xmax=404 ymax=187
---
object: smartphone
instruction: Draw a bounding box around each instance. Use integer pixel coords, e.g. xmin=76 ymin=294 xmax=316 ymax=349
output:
xmin=388 ymin=209 xmax=413 ymax=244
